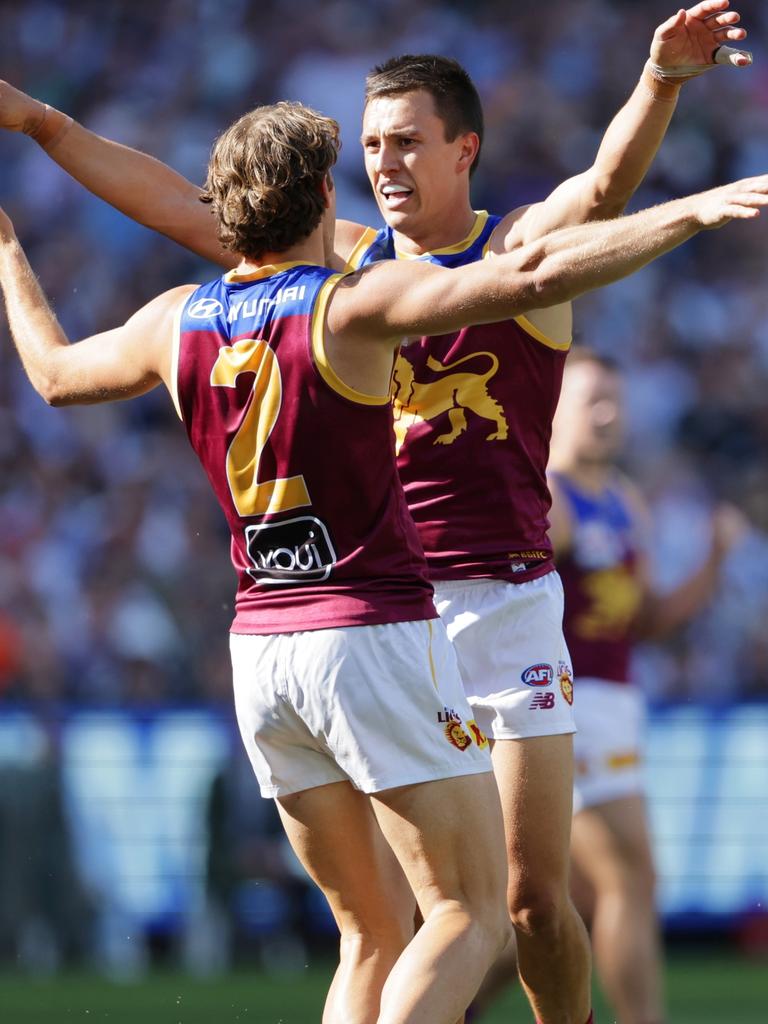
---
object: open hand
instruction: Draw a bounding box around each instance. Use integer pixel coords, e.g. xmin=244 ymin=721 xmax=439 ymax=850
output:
xmin=0 ymin=80 xmax=46 ymax=135
xmin=651 ymin=2 xmax=750 ymax=70
xmin=695 ymin=175 xmax=768 ymax=228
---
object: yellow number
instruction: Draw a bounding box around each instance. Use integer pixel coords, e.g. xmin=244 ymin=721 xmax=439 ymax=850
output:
xmin=210 ymin=338 xmax=310 ymax=517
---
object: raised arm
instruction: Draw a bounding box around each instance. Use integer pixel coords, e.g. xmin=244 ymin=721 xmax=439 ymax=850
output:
xmin=329 ymin=175 xmax=768 ymax=342
xmin=0 ymin=206 xmax=191 ymax=406
xmin=0 ymin=81 xmax=368 ymax=269
xmin=510 ymin=1 xmax=751 ymax=247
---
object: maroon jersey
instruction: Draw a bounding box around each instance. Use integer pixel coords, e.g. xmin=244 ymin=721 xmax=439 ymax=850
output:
xmin=353 ymin=211 xmax=566 ymax=583
xmin=552 ymin=472 xmax=644 ymax=684
xmin=173 ymin=261 xmax=435 ymax=634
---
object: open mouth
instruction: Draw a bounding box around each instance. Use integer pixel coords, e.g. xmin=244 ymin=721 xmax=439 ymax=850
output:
xmin=380 ymin=184 xmax=413 ymax=207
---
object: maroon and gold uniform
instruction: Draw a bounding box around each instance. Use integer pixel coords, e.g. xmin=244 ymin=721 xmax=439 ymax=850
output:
xmin=353 ymin=211 xmax=568 ymax=583
xmin=172 ymin=261 xmax=435 ymax=635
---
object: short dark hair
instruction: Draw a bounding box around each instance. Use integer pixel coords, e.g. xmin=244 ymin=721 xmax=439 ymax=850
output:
xmin=365 ymin=55 xmax=483 ymax=174
xmin=200 ymin=102 xmax=340 ymax=260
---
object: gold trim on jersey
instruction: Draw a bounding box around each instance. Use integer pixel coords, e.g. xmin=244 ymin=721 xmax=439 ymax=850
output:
xmin=344 ymin=226 xmax=379 ymax=270
xmin=394 ymin=210 xmax=490 ymax=259
xmin=513 ymin=313 xmax=572 ymax=352
xmin=224 ymin=260 xmax=312 ymax=283
xmin=311 ymin=275 xmax=392 ymax=405
xmin=169 ymin=297 xmax=185 ymax=421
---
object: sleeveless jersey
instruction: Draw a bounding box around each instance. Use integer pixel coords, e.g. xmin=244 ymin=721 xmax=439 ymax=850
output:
xmin=350 ymin=211 xmax=568 ymax=583
xmin=173 ymin=261 xmax=435 ymax=634
xmin=552 ymin=472 xmax=644 ymax=684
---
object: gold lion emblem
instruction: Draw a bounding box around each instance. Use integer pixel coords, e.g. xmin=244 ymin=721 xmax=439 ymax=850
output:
xmin=560 ymin=667 xmax=574 ymax=706
xmin=445 ymin=721 xmax=472 ymax=751
xmin=392 ymin=351 xmax=508 ymax=454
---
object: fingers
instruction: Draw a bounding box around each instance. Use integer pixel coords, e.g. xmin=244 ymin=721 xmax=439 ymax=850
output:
xmin=686 ymin=0 xmax=731 ymax=16
xmin=656 ymin=9 xmax=687 ymax=41
xmin=714 ymin=44 xmax=752 ymax=66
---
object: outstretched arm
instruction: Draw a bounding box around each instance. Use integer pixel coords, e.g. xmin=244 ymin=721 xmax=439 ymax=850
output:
xmin=511 ymin=1 xmax=751 ymax=247
xmin=330 ymin=175 xmax=768 ymax=342
xmin=0 ymin=206 xmax=191 ymax=405
xmin=0 ymin=81 xmax=368 ymax=268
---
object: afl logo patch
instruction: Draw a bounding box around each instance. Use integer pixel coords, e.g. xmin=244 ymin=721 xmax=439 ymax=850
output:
xmin=188 ymin=297 xmax=224 ymax=319
xmin=521 ymin=663 xmax=554 ymax=687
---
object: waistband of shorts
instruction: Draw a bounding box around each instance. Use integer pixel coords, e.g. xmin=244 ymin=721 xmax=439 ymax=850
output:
xmin=433 ymin=568 xmax=557 ymax=594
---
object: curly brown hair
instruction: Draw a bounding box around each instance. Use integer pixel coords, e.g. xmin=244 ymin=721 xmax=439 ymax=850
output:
xmin=200 ymin=102 xmax=340 ymax=260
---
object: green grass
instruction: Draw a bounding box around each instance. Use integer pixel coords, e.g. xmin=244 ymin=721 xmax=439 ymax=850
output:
xmin=0 ymin=951 xmax=765 ymax=1023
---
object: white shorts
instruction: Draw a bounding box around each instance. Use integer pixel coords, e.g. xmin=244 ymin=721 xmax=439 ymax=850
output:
xmin=433 ymin=573 xmax=576 ymax=741
xmin=230 ymin=618 xmax=492 ymax=799
xmin=572 ymin=679 xmax=645 ymax=814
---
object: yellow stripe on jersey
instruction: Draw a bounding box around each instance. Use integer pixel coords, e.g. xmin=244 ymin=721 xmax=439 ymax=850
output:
xmin=169 ymin=297 xmax=185 ymax=421
xmin=513 ymin=313 xmax=572 ymax=352
xmin=395 ymin=210 xmax=490 ymax=259
xmin=310 ymin=275 xmax=392 ymax=405
xmin=344 ymin=227 xmax=379 ymax=271
xmin=224 ymin=260 xmax=312 ymax=283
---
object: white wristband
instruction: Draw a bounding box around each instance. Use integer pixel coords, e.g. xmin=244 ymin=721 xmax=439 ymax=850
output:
xmin=648 ymin=45 xmax=753 ymax=82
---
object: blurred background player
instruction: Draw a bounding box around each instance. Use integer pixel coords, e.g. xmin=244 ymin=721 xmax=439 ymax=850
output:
xmin=546 ymin=347 xmax=747 ymax=1024
xmin=0 ymin=5 xmax=755 ymax=1023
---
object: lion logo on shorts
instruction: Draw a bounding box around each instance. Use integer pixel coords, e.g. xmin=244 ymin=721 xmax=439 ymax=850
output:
xmin=392 ymin=351 xmax=508 ymax=454
xmin=445 ymin=721 xmax=472 ymax=751
xmin=559 ymin=662 xmax=574 ymax=706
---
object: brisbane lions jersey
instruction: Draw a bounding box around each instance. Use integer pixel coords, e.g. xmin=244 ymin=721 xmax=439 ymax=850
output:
xmin=172 ymin=262 xmax=435 ymax=634
xmin=349 ymin=211 xmax=568 ymax=583
xmin=551 ymin=472 xmax=644 ymax=684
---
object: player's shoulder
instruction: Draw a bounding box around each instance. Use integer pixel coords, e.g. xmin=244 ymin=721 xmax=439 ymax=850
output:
xmin=126 ymin=284 xmax=198 ymax=331
xmin=487 ymin=203 xmax=538 ymax=255
xmin=333 ymin=218 xmax=376 ymax=269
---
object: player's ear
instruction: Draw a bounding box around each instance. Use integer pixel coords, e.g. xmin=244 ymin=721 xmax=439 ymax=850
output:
xmin=321 ymin=173 xmax=335 ymax=207
xmin=456 ymin=132 xmax=480 ymax=174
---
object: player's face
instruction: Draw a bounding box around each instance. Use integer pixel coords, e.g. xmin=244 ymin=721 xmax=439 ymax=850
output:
xmin=556 ymin=361 xmax=624 ymax=464
xmin=361 ymin=90 xmax=476 ymax=245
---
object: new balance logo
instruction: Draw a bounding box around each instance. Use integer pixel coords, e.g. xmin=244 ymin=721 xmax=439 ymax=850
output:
xmin=529 ymin=692 xmax=556 ymax=710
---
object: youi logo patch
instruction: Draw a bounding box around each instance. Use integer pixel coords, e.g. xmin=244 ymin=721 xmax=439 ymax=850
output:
xmin=245 ymin=516 xmax=337 ymax=585
xmin=521 ymin=663 xmax=554 ymax=687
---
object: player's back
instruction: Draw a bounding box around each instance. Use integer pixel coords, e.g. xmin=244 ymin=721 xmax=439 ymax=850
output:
xmin=173 ymin=261 xmax=434 ymax=634
xmin=551 ymin=471 xmax=643 ymax=683
xmin=352 ymin=211 xmax=568 ymax=584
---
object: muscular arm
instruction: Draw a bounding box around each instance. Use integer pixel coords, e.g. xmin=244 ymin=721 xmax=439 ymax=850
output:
xmin=0 ymin=210 xmax=191 ymax=405
xmin=508 ymin=1 xmax=750 ymax=247
xmin=328 ymin=177 xmax=768 ymax=342
xmin=0 ymin=81 xmax=368 ymax=268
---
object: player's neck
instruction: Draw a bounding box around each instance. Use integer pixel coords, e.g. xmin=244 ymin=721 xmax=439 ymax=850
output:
xmin=238 ymin=227 xmax=328 ymax=274
xmin=393 ymin=204 xmax=477 ymax=257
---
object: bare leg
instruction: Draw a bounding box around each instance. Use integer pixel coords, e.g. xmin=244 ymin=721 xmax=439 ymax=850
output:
xmin=277 ymin=782 xmax=415 ymax=1024
xmin=493 ymin=735 xmax=592 ymax=1024
xmin=571 ymin=795 xmax=666 ymax=1024
xmin=372 ymin=771 xmax=511 ymax=1024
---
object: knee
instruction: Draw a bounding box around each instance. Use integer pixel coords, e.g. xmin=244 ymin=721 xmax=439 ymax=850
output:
xmin=508 ymin=879 xmax=568 ymax=938
xmin=337 ymin=910 xmax=413 ymax=961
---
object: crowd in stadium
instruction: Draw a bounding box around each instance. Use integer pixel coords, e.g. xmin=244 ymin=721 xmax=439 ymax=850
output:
xmin=0 ymin=0 xmax=767 ymax=712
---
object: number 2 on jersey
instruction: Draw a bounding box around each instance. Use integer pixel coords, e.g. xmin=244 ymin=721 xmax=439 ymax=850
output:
xmin=211 ymin=338 xmax=310 ymax=517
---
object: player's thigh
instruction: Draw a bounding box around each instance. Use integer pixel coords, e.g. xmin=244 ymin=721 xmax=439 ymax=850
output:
xmin=370 ymin=771 xmax=508 ymax=918
xmin=492 ymin=733 xmax=575 ymax=889
xmin=277 ymin=780 xmax=415 ymax=938
xmin=571 ymin=793 xmax=655 ymax=890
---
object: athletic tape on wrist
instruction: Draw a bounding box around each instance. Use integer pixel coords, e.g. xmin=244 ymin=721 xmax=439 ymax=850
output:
xmin=648 ymin=45 xmax=753 ymax=83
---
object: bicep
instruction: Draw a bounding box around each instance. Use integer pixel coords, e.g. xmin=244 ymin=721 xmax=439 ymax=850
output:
xmin=509 ymin=172 xmax=608 ymax=246
xmin=50 ymin=285 xmax=193 ymax=405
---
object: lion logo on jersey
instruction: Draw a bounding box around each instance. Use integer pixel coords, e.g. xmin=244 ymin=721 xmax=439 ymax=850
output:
xmin=392 ymin=351 xmax=508 ymax=453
